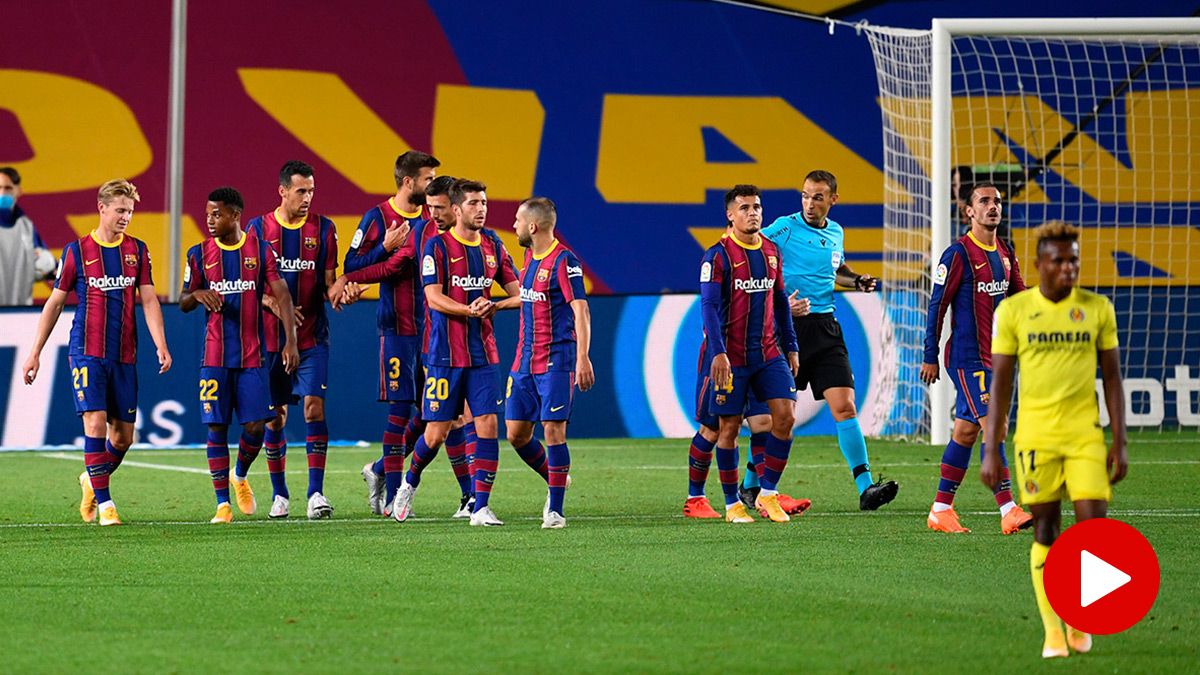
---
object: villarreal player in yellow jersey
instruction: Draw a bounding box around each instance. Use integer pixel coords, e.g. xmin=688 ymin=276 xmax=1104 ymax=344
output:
xmin=981 ymin=221 xmax=1128 ymax=660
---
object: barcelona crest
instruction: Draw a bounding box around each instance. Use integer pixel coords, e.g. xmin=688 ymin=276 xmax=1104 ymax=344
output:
xmin=768 ymin=255 xmax=778 ymax=270
xmin=1069 ymin=307 xmax=1085 ymax=322
xmin=430 ymin=401 xmax=440 ymax=412
xmin=537 ymin=268 xmax=550 ymax=282
xmin=388 ymin=380 xmax=399 ymax=392
xmin=485 ymin=254 xmax=497 ymax=269
xmin=715 ymin=394 xmax=726 ymax=405
xmin=304 ymin=236 xmax=318 ymax=250
xmin=124 ymin=253 xmax=138 ymax=267
xmin=77 ymin=391 xmax=85 ymax=402
xmin=203 ymin=402 xmax=212 ymax=414
xmin=244 ymin=256 xmax=258 ymax=270
xmin=980 ymin=392 xmax=990 ymax=405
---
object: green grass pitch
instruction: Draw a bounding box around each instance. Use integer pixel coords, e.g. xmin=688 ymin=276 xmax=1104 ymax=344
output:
xmin=0 ymin=432 xmax=1197 ymax=672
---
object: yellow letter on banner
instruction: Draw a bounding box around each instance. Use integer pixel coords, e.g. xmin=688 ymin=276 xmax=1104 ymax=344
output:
xmin=239 ymin=68 xmax=411 ymax=195
xmin=0 ymin=70 xmax=152 ymax=194
xmin=596 ymin=95 xmax=890 ymax=204
xmin=432 ymin=84 xmax=544 ymax=200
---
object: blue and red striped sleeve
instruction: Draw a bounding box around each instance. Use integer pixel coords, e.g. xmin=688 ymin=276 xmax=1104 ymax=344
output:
xmin=183 ymin=244 xmax=204 ymax=294
xmin=699 ymin=246 xmax=727 ymax=356
xmin=323 ymin=217 xmax=339 ymax=272
xmin=54 ymin=242 xmax=78 ymax=293
xmin=137 ymin=239 xmax=154 ymax=286
xmin=771 ymin=247 xmax=797 ymax=354
xmin=261 ymin=238 xmax=282 ymax=284
xmin=495 ymin=237 xmax=518 ymax=287
xmin=924 ymin=244 xmax=963 ymax=365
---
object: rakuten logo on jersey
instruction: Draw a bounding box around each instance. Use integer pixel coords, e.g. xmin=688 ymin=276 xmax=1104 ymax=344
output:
xmin=278 ymin=258 xmax=316 ymax=272
xmin=210 ymin=279 xmax=257 ymax=295
xmin=734 ymin=277 xmax=775 ymax=293
xmin=976 ymin=279 xmax=1009 ymax=296
xmin=87 ymin=275 xmax=136 ymax=291
xmin=451 ymin=275 xmax=492 ymax=291
xmin=520 ymin=287 xmax=548 ymax=303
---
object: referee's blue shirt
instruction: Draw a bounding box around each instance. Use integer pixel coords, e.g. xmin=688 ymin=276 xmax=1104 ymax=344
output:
xmin=760 ymin=212 xmax=845 ymax=315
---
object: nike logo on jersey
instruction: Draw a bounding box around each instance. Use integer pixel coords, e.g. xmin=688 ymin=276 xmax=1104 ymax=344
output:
xmin=206 ymin=261 xmax=220 ymax=269
xmin=321 ymin=384 xmax=327 ymax=390
xmin=974 ymin=261 xmax=988 ymax=270
xmin=550 ymin=405 xmax=565 ymax=412
xmin=127 ymin=408 xmax=136 ymax=414
xmin=496 ymin=399 xmax=504 ymax=406
xmin=85 ymin=258 xmax=99 ymax=265
xmin=451 ymin=256 xmax=465 ymax=263
xmin=733 ymin=261 xmax=746 ymax=268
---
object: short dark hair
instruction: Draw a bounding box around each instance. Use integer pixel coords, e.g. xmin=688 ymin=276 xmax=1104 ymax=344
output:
xmin=966 ymin=180 xmax=1000 ymax=205
xmin=0 ymin=167 xmax=20 ymax=185
xmin=208 ymin=186 xmax=244 ymax=212
xmin=520 ymin=197 xmax=557 ymax=227
xmin=804 ymin=170 xmax=837 ymax=194
xmin=394 ymin=151 xmax=440 ymax=189
xmin=723 ymin=184 xmax=761 ymax=209
xmin=1035 ymin=221 xmax=1079 ymax=257
xmin=279 ymin=160 xmax=314 ymax=187
xmin=451 ymin=179 xmax=487 ymax=206
xmin=426 ymin=175 xmax=456 ymax=198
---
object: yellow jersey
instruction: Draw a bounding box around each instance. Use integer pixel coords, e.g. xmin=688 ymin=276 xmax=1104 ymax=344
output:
xmin=992 ymin=286 xmax=1118 ymax=448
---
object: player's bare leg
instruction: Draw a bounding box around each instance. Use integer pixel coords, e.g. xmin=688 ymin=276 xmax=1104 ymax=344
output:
xmin=716 ymin=415 xmax=754 ymax=523
xmin=265 ymin=406 xmax=290 ymax=518
xmin=1029 ymin=502 xmax=1068 ymax=658
xmin=303 ymin=395 xmax=332 ymax=520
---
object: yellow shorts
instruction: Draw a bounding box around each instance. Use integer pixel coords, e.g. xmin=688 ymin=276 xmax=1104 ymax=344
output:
xmin=1014 ymin=440 xmax=1112 ymax=505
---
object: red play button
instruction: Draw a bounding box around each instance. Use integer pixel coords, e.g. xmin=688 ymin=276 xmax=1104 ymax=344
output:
xmin=1043 ymin=518 xmax=1160 ymax=635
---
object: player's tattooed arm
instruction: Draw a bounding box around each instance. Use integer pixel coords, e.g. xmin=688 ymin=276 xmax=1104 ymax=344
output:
xmin=572 ymin=298 xmax=595 ymax=392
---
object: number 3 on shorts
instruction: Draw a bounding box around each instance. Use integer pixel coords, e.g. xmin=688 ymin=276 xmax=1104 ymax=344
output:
xmin=425 ymin=377 xmax=449 ymax=401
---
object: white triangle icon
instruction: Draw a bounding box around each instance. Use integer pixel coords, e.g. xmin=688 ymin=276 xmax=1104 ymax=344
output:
xmin=1081 ymin=550 xmax=1132 ymax=607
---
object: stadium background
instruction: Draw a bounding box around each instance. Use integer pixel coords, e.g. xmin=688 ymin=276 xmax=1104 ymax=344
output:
xmin=1 ymin=0 xmax=1197 ymax=447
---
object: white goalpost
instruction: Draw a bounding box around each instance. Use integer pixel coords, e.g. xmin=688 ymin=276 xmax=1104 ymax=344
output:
xmin=865 ymin=18 xmax=1200 ymax=444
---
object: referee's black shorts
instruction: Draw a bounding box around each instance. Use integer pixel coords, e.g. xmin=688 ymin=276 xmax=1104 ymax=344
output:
xmin=792 ymin=313 xmax=854 ymax=400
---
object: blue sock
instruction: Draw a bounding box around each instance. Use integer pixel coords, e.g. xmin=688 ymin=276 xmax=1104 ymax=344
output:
xmin=306 ymin=420 xmax=328 ymax=498
xmin=547 ymin=443 xmax=570 ymax=515
xmin=836 ymin=417 xmax=874 ymax=494
xmin=472 ymin=437 xmax=500 ymax=511
xmin=405 ymin=435 xmax=440 ymax=489
xmin=686 ymin=432 xmax=716 ymax=498
xmin=760 ymin=433 xmax=793 ymax=492
xmin=743 ymin=431 xmax=767 ymax=490
xmin=714 ymin=444 xmax=740 ymax=508
xmin=264 ymin=426 xmax=289 ymax=499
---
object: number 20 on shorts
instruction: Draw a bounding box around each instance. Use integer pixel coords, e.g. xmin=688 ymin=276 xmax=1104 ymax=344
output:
xmin=425 ymin=377 xmax=449 ymax=401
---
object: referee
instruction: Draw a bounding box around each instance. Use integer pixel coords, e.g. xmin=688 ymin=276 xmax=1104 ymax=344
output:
xmin=758 ymin=170 xmax=899 ymax=510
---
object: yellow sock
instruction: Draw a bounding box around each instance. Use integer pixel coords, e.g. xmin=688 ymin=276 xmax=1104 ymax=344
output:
xmin=1031 ymin=542 xmax=1064 ymax=636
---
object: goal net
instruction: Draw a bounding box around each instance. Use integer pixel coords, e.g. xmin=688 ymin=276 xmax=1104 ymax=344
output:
xmin=864 ymin=19 xmax=1200 ymax=442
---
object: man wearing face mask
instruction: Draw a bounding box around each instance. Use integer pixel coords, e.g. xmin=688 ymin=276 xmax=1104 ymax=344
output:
xmin=0 ymin=167 xmax=54 ymax=305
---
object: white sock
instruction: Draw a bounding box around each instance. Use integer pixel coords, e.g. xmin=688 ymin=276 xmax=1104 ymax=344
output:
xmin=759 ymin=488 xmax=778 ymax=497
xmin=932 ymin=502 xmax=953 ymax=513
xmin=98 ymin=500 xmax=115 ymax=511
xmin=999 ymin=501 xmax=1016 ymax=517
xmin=232 ymin=472 xmax=246 ymax=482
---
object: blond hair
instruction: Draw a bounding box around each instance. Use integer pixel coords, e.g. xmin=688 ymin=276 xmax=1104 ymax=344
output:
xmin=97 ymin=179 xmax=140 ymax=205
xmin=1034 ymin=220 xmax=1079 ymax=254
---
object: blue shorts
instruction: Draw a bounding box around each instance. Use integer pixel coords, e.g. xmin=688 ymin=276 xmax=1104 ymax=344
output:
xmin=695 ymin=371 xmax=769 ymax=430
xmin=709 ymin=357 xmax=796 ymax=418
xmin=379 ymin=335 xmax=421 ymax=403
xmin=199 ymin=366 xmax=274 ymax=426
xmin=952 ymin=367 xmax=991 ymax=424
xmin=69 ymin=355 xmax=137 ymax=423
xmin=423 ymin=364 xmax=500 ymax=422
xmin=506 ymin=370 xmax=575 ymax=422
xmin=265 ymin=351 xmax=296 ymax=407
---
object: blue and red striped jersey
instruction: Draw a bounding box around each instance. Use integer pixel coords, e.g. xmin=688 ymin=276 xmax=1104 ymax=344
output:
xmin=248 ymin=209 xmax=338 ymax=352
xmin=924 ymin=231 xmax=1026 ymax=370
xmin=183 ymin=229 xmax=282 ymax=369
xmin=421 ymin=228 xmax=518 ymax=368
xmin=55 ymin=232 xmax=153 ymax=365
xmin=511 ymin=240 xmax=587 ymax=374
xmin=344 ymin=198 xmax=438 ymax=337
xmin=699 ymin=234 xmax=797 ymax=367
